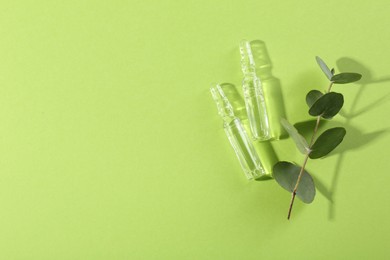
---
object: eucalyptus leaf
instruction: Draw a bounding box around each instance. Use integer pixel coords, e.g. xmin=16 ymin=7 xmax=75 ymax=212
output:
xmin=306 ymin=90 xmax=323 ymax=108
xmin=273 ymin=161 xmax=316 ymax=204
xmin=309 ymin=92 xmax=344 ymax=119
xmin=309 ymin=127 xmax=346 ymax=159
xmin=280 ymin=118 xmax=310 ymax=154
xmin=316 ymin=56 xmax=333 ymax=80
xmin=331 ymin=73 xmax=362 ymax=84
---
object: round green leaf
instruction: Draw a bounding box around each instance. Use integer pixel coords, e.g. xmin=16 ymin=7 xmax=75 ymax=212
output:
xmin=309 ymin=127 xmax=346 ymax=159
xmin=306 ymin=90 xmax=323 ymax=108
xmin=280 ymin=118 xmax=310 ymax=154
xmin=331 ymin=73 xmax=362 ymax=84
xmin=273 ymin=161 xmax=316 ymax=204
xmin=316 ymin=56 xmax=332 ymax=80
xmin=308 ymin=92 xmax=344 ymax=119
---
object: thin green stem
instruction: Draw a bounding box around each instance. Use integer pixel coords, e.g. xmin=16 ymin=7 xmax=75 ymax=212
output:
xmin=287 ymin=81 xmax=334 ymax=220
xmin=309 ymin=115 xmax=322 ymax=146
xmin=327 ymin=81 xmax=334 ymax=92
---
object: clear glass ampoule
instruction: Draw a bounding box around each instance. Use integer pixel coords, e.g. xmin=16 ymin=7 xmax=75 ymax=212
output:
xmin=210 ymin=84 xmax=266 ymax=180
xmin=240 ymin=40 xmax=270 ymax=141
xmin=240 ymin=39 xmax=287 ymax=140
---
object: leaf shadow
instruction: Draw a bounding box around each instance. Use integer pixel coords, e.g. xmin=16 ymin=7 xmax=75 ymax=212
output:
xmin=310 ymin=174 xmax=333 ymax=202
xmin=294 ymin=120 xmax=328 ymax=141
xmin=329 ymin=58 xmax=390 ymax=220
xmin=336 ymin=57 xmax=390 ymax=119
xmin=332 ymin=126 xmax=390 ymax=154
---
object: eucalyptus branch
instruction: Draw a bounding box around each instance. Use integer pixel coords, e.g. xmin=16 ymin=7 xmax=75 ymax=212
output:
xmin=287 ymin=82 xmax=334 ymax=219
xmin=273 ymin=57 xmax=362 ymax=220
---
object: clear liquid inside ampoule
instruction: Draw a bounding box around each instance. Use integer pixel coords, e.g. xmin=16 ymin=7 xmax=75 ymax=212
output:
xmin=242 ymin=76 xmax=270 ymax=141
xmin=224 ymin=118 xmax=265 ymax=179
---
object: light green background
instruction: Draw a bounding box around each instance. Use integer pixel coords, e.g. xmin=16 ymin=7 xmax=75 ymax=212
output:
xmin=0 ymin=1 xmax=389 ymax=259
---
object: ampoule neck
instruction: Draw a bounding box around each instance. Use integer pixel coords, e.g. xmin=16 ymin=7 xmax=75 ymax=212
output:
xmin=240 ymin=39 xmax=273 ymax=76
xmin=239 ymin=40 xmax=255 ymax=75
xmin=210 ymin=84 xmax=235 ymax=122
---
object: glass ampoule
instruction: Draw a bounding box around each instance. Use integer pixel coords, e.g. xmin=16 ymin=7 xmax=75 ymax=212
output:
xmin=240 ymin=40 xmax=271 ymax=141
xmin=210 ymin=84 xmax=267 ymax=180
xmin=240 ymin=39 xmax=287 ymax=140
